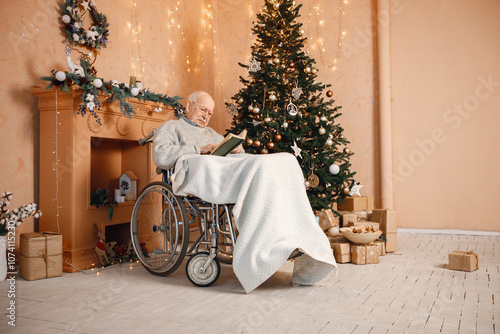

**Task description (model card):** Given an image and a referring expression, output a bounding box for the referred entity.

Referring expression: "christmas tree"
[226,0,355,211]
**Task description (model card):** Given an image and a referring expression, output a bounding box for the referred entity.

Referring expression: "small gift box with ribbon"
[19,232,63,281]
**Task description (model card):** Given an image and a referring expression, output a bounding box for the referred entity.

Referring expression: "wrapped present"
[350,244,380,265]
[448,251,478,272]
[318,209,339,231]
[385,232,397,253]
[19,232,63,281]
[339,196,374,211]
[351,210,372,220]
[338,211,357,227]
[333,243,351,263]
[373,240,386,256]
[372,209,397,233]
[328,235,350,244]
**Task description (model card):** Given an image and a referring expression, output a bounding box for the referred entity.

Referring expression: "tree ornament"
[253,107,261,114]
[349,182,363,197]
[267,142,274,149]
[342,187,350,194]
[262,5,267,11]
[130,87,140,96]
[307,174,320,188]
[264,116,271,123]
[328,133,333,139]
[93,78,103,88]
[299,29,305,35]
[282,121,289,129]
[311,68,318,74]
[343,147,351,154]
[249,78,254,83]
[269,93,277,101]
[253,140,261,147]
[292,84,303,100]
[304,67,311,73]
[268,59,274,65]
[319,127,326,135]
[246,139,254,146]
[274,134,282,141]
[289,62,295,68]
[291,140,302,159]
[287,101,298,116]
[304,180,310,188]
[273,3,280,9]
[329,164,340,175]
[252,119,262,126]
[248,105,254,112]
[55,71,67,81]
[238,98,244,103]
[273,58,280,64]
[226,102,238,116]
[248,58,262,72]
[320,115,327,122]
[340,134,345,139]
[326,138,333,146]
[261,148,269,154]
[326,90,333,97]
[260,23,266,27]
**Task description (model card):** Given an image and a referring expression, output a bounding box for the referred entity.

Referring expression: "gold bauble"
[326,138,333,146]
[261,148,269,154]
[267,142,275,149]
[320,115,327,122]
[253,140,261,147]
[253,107,261,114]
[246,139,253,146]
[340,134,345,139]
[304,67,311,73]
[238,98,244,103]
[319,127,326,135]
[299,29,305,35]
[274,134,282,141]
[248,105,254,111]
[326,90,333,97]
[289,62,295,68]
[342,187,350,194]
[273,3,280,9]
[305,180,310,188]
[343,147,351,154]
[273,58,280,64]
[311,68,317,74]
[268,59,274,65]
[269,94,277,101]
[262,5,267,11]
[264,116,271,123]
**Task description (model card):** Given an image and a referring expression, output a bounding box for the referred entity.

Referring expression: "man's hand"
[200,143,218,154]
[231,144,243,154]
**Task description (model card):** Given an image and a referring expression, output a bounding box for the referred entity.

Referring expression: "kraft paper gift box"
[338,211,357,227]
[373,240,386,256]
[338,196,374,211]
[318,209,339,231]
[384,233,397,253]
[448,251,479,272]
[350,244,380,265]
[19,232,63,281]
[372,209,398,233]
[333,243,351,263]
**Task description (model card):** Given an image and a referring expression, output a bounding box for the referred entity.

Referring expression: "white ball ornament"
[320,115,327,122]
[319,127,326,135]
[326,138,333,146]
[248,105,254,111]
[130,87,140,96]
[253,107,261,114]
[305,181,310,188]
[299,29,305,36]
[312,68,317,74]
[269,94,277,101]
[264,116,271,123]
[262,5,267,11]
[273,3,280,9]
[329,164,340,175]
[62,15,71,24]
[282,121,289,129]
[304,67,311,73]
[93,78,103,88]
[55,71,66,82]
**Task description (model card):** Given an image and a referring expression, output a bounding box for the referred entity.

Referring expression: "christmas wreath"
[61,0,110,50]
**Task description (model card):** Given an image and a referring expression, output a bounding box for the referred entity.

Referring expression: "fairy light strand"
[53,89,60,234]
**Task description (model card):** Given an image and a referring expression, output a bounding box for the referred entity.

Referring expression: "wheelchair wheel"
[186,252,220,287]
[216,206,237,264]
[130,182,189,276]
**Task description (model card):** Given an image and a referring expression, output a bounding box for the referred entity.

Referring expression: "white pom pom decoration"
[93,79,103,88]
[130,87,140,96]
[55,71,67,82]
[62,15,71,24]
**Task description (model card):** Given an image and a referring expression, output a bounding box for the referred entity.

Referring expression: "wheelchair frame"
[130,130,237,287]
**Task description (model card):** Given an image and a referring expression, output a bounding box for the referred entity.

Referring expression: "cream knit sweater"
[153,117,224,170]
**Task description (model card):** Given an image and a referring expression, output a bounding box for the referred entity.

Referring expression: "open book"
[211,129,247,156]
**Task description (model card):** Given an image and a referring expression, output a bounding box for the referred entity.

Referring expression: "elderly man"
[153,91,242,170]
[153,91,336,293]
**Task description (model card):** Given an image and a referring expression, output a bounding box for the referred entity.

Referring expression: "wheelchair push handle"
[138,129,156,146]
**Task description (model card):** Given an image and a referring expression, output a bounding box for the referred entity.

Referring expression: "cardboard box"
[333,243,351,263]
[372,209,398,233]
[448,251,478,272]
[339,196,374,211]
[338,211,357,227]
[385,232,397,253]
[318,209,339,231]
[328,235,350,244]
[374,240,386,256]
[19,232,63,281]
[351,210,372,220]
[351,244,380,265]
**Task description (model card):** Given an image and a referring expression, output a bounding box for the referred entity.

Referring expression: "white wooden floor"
[0,232,498,334]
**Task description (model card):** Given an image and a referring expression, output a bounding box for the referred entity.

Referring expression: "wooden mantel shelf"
[31,86,174,272]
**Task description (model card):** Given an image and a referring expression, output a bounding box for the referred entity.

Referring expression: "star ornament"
[226,103,238,116]
[248,57,262,72]
[349,182,363,197]
[251,119,262,126]
[291,140,302,159]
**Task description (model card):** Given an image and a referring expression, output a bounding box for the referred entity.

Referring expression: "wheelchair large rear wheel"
[131,182,189,276]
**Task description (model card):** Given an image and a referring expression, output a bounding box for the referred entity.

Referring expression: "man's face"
[185,94,215,128]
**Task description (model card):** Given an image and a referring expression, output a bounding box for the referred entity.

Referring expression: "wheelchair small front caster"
[186,252,221,287]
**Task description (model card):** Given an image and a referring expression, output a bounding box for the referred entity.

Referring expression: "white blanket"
[172,152,337,293]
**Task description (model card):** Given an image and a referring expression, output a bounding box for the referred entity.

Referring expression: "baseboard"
[398,228,500,237]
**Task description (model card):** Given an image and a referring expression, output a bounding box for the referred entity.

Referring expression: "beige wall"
[391,0,500,231]
[1,0,497,233]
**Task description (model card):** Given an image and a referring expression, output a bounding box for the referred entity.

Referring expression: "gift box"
[351,210,372,220]
[333,243,351,263]
[373,240,386,256]
[385,232,397,253]
[448,251,478,272]
[318,209,339,231]
[372,209,398,233]
[19,232,63,281]
[350,244,380,265]
[339,196,374,211]
[339,211,357,227]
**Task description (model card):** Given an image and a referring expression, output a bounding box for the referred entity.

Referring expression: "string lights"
[52,90,61,234]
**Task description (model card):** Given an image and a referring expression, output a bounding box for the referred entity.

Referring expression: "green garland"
[41,60,184,125]
[62,0,110,50]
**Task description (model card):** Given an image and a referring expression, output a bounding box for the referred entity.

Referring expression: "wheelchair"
[130,130,237,287]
